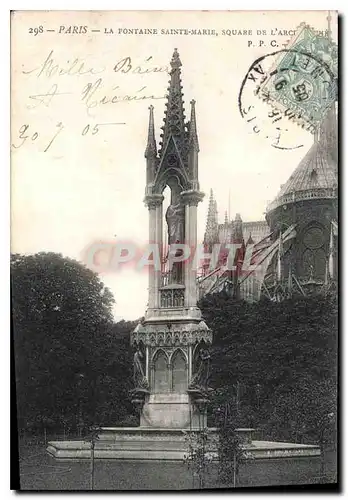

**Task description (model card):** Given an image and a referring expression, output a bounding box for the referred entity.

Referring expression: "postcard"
[11,10,338,491]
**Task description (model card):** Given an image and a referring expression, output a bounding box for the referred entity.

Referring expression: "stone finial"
[170,48,182,69]
[145,104,157,159]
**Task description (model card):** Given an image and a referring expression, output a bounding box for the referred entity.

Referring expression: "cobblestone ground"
[17,440,337,491]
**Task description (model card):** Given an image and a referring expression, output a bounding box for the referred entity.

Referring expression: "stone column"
[188,344,192,382]
[150,362,155,392]
[146,345,150,381]
[184,203,191,307]
[145,194,164,309]
[148,205,156,309]
[169,360,173,392]
[187,203,198,307]
[154,203,163,308]
[181,190,203,307]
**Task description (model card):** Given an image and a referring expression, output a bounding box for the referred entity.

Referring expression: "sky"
[11,10,337,320]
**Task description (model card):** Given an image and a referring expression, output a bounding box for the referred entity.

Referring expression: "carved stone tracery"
[160,288,185,308]
[131,327,212,347]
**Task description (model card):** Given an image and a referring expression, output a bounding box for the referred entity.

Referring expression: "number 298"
[28,26,43,36]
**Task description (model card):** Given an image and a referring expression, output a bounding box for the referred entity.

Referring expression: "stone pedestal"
[140,393,204,429]
[131,315,212,431]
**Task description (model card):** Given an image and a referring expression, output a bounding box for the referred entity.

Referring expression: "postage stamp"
[258,23,338,130]
[238,50,317,151]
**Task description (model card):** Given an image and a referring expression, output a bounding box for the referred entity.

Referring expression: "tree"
[217,419,248,488]
[183,428,215,489]
[200,292,337,447]
[11,252,136,433]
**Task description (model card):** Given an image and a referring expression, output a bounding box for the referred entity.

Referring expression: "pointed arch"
[169,347,188,365]
[171,348,188,392]
[152,349,169,393]
[154,136,191,194]
[152,348,169,365]
[155,168,189,196]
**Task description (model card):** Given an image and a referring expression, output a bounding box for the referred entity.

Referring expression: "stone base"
[140,394,205,428]
[244,440,321,459]
[47,427,320,461]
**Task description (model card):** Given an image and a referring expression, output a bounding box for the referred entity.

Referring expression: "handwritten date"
[11,121,125,153]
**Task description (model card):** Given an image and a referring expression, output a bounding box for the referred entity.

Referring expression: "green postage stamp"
[259,23,338,131]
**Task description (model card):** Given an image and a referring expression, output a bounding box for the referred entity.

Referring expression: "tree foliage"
[217,422,246,486]
[200,292,337,446]
[12,252,136,433]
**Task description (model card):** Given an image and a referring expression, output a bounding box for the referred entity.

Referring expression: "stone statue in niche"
[165,202,185,245]
[189,347,211,391]
[165,201,185,284]
[133,347,149,389]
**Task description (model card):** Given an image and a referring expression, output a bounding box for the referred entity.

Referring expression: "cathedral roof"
[267,107,338,213]
[277,141,336,196]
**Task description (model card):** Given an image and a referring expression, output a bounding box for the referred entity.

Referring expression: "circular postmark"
[238,48,337,150]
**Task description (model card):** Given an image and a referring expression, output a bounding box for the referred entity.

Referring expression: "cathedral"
[200,102,338,302]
